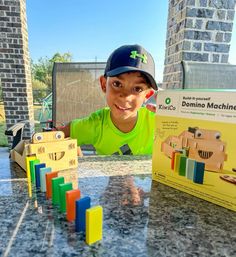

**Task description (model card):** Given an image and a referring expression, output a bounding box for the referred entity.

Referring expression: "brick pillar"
[163,0,236,89]
[0,0,34,142]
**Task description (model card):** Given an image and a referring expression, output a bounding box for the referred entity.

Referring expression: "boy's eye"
[112,81,122,88]
[133,86,144,93]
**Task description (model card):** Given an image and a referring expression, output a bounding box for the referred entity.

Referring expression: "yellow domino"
[25,156,36,198]
[174,153,181,173]
[85,206,103,245]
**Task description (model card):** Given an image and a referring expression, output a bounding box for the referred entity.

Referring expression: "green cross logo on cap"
[130,51,148,64]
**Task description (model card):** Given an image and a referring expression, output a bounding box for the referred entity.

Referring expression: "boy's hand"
[145,90,157,113]
[53,123,70,138]
[145,103,156,113]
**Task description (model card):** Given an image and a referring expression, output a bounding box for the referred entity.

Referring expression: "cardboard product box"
[152,89,236,212]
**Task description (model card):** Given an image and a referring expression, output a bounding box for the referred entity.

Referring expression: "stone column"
[163,0,236,89]
[0,0,34,142]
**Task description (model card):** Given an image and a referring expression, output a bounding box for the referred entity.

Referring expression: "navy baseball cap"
[104,44,157,90]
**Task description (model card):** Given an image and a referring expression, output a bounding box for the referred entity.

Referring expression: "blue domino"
[40,167,52,192]
[186,159,196,180]
[193,161,205,184]
[35,163,46,188]
[75,196,91,232]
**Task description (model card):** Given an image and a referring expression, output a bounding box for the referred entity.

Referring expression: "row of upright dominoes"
[171,152,205,184]
[25,156,103,245]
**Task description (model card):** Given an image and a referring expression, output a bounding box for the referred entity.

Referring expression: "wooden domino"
[52,177,64,205]
[29,159,40,184]
[45,172,58,199]
[25,156,36,197]
[40,167,52,192]
[75,197,91,232]
[86,206,103,245]
[66,189,81,222]
[58,183,73,213]
[34,163,46,188]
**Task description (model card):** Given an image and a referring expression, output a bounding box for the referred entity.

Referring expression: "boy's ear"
[145,89,155,100]
[100,75,107,93]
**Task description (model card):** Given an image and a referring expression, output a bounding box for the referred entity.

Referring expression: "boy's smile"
[100,71,152,132]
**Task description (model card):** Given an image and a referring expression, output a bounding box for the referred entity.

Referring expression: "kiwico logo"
[158,97,176,111]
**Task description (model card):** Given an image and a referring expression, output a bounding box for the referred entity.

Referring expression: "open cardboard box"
[11,139,31,171]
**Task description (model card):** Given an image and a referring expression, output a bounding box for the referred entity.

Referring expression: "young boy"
[62,44,158,155]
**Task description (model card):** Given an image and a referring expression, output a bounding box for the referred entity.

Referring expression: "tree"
[31,52,72,89]
[32,79,49,103]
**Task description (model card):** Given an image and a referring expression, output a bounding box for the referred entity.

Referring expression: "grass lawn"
[0,103,7,146]
[0,122,8,146]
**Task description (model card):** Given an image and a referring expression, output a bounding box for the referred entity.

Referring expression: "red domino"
[171,151,176,170]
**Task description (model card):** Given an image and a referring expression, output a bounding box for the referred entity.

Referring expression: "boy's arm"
[56,122,83,157]
[57,122,70,137]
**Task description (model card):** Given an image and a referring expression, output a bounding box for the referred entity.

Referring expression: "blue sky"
[26,0,236,83]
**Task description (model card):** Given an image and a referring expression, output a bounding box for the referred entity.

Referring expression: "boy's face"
[100,71,153,122]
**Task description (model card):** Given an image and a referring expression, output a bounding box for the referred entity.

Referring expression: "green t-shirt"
[70,107,155,155]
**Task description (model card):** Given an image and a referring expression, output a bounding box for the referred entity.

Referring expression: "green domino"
[52,177,64,206]
[179,156,187,176]
[29,159,40,183]
[59,183,73,213]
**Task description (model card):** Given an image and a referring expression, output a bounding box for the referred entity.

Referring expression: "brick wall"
[163,0,236,89]
[0,0,34,142]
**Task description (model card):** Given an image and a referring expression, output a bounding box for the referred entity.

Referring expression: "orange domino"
[45,172,58,199]
[66,189,81,222]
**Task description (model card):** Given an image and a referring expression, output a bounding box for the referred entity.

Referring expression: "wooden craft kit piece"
[58,168,78,189]
[10,131,78,173]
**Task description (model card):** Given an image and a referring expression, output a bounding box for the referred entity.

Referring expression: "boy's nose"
[119,90,131,98]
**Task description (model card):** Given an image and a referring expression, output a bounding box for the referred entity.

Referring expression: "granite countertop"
[0,148,235,257]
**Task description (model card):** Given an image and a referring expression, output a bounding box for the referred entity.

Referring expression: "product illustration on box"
[161,127,227,173]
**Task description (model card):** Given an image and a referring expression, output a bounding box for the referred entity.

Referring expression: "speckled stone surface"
[0,148,235,257]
